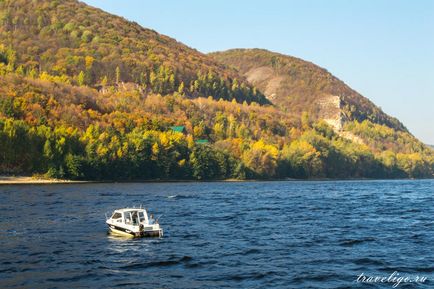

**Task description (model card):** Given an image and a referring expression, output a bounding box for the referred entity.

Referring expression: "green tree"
[116,66,121,84]
[77,71,85,86]
[189,145,221,180]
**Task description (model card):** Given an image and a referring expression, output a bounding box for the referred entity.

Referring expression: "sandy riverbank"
[0,176,87,185]
[0,175,420,185]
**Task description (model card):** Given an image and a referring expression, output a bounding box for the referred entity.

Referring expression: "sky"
[83,0,434,144]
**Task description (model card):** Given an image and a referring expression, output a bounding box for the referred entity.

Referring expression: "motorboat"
[106,207,163,238]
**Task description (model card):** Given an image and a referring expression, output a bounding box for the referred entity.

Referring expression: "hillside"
[0,0,268,104]
[2,73,432,180]
[0,74,293,179]
[0,0,433,180]
[209,49,406,131]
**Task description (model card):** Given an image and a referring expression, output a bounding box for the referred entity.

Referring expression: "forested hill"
[0,0,268,104]
[209,49,406,131]
[0,0,433,180]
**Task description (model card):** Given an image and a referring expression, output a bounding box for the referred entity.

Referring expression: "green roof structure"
[195,139,209,144]
[170,126,187,134]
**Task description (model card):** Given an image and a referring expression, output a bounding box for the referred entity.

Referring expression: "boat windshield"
[138,211,146,222]
[124,212,132,224]
[120,210,146,225]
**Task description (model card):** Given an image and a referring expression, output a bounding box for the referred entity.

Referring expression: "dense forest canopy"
[0,74,432,180]
[0,0,433,180]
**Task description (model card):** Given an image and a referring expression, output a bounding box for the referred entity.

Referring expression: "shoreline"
[0,176,89,185]
[0,175,431,185]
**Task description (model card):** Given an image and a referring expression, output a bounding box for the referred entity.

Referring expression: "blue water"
[0,180,433,288]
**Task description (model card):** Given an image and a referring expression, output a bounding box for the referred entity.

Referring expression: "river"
[0,180,433,288]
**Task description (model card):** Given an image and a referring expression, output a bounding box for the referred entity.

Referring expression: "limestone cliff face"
[316,95,364,144]
[318,95,345,131]
[210,49,407,132]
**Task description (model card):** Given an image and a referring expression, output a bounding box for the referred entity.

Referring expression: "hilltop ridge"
[0,0,268,104]
[210,48,406,131]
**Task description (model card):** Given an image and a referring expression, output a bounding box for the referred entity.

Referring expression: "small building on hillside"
[195,139,209,145]
[170,126,187,135]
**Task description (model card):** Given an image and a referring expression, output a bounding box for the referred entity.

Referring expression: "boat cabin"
[110,208,150,226]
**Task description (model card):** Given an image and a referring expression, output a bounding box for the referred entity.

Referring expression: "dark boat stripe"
[108,224,136,236]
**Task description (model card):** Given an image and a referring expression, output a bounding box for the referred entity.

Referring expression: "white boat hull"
[107,224,163,238]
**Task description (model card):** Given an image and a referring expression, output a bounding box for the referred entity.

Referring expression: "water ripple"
[0,180,433,288]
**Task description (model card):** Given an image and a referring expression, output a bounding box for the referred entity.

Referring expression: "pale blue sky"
[83,0,434,144]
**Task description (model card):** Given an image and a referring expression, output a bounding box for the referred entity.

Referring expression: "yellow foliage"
[251,140,279,160]
[178,159,186,167]
[85,56,95,70]
[96,145,108,157]
[159,133,169,147]
[151,142,159,160]
[186,135,194,149]
[116,148,123,158]
[98,132,108,142]
[242,139,279,176]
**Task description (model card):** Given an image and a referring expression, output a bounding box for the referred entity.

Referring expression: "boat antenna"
[156,214,163,223]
